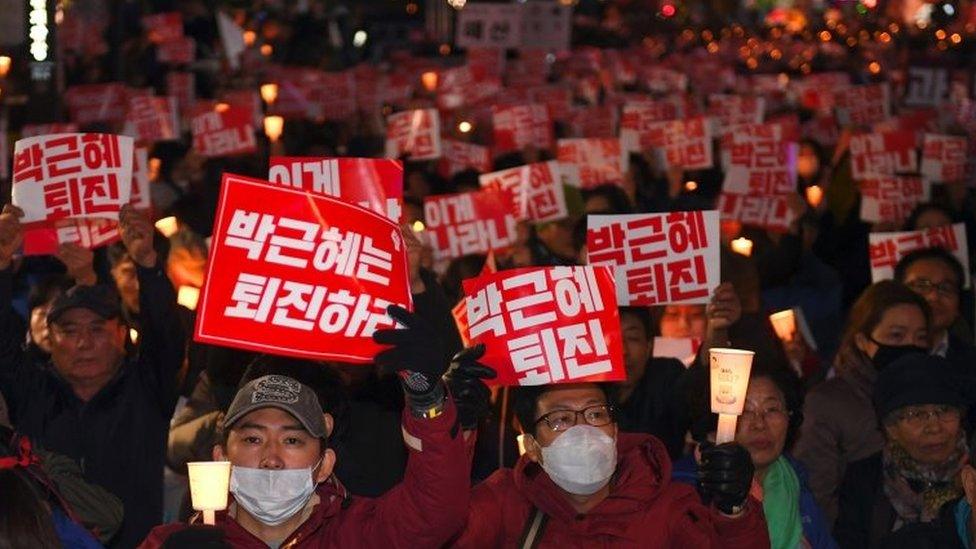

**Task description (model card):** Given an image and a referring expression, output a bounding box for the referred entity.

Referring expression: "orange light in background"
[439,43,451,56]
[263,115,284,142]
[406,2,418,15]
[0,56,10,78]
[935,29,947,40]
[868,61,881,74]
[421,71,438,92]
[951,33,963,44]
[746,57,758,70]
[214,102,230,113]
[178,286,201,311]
[259,83,278,104]
[155,216,179,237]
[148,157,162,182]
[458,120,473,133]
[260,44,273,56]
[707,42,720,54]
[243,30,256,47]
[819,30,831,42]
[805,185,824,208]
[684,180,698,192]
[730,237,754,257]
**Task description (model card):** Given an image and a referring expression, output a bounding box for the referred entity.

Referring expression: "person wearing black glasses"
[447,382,770,548]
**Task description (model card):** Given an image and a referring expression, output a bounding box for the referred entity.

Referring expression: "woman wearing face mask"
[794,280,931,527]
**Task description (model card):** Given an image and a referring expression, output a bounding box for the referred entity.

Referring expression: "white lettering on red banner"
[869,223,970,287]
[65,84,129,126]
[619,99,683,151]
[849,131,918,180]
[920,133,967,183]
[556,138,626,189]
[834,83,891,127]
[859,176,930,225]
[492,104,554,152]
[157,37,195,65]
[190,104,257,158]
[707,95,765,136]
[384,109,442,161]
[438,139,492,179]
[125,96,179,144]
[640,117,714,171]
[479,161,567,222]
[422,190,518,268]
[718,193,797,233]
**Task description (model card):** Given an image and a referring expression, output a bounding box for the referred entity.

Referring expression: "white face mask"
[229,461,320,526]
[540,425,617,495]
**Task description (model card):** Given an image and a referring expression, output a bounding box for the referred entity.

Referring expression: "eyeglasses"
[907,279,959,298]
[740,406,790,424]
[534,405,615,432]
[897,405,961,428]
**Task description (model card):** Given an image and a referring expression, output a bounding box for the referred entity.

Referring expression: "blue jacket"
[673,454,838,549]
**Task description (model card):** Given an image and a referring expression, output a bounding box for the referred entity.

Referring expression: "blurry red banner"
[921,134,967,183]
[529,86,572,123]
[22,219,121,256]
[619,98,683,150]
[142,12,183,44]
[126,96,179,144]
[453,250,498,346]
[587,212,721,306]
[859,176,930,225]
[190,105,256,158]
[157,37,195,65]
[707,95,765,136]
[461,266,625,387]
[267,157,403,222]
[869,223,970,287]
[166,72,196,117]
[195,173,412,363]
[385,109,442,160]
[722,140,797,196]
[422,189,519,267]
[479,160,568,222]
[569,105,617,139]
[12,133,134,225]
[834,83,891,127]
[849,130,917,180]
[65,84,129,126]
[437,65,502,111]
[718,193,796,233]
[792,72,850,114]
[556,138,626,189]
[21,123,79,138]
[491,104,554,152]
[642,117,714,171]
[438,140,492,178]
[309,72,358,121]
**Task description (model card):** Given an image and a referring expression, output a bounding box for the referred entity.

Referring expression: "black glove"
[697,442,754,515]
[162,525,229,548]
[373,305,449,411]
[443,344,497,430]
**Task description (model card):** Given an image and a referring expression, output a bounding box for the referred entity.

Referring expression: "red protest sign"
[556,138,626,189]
[437,64,502,111]
[22,219,121,256]
[195,173,412,363]
[479,161,568,223]
[859,176,930,225]
[921,134,967,183]
[422,189,519,268]
[642,67,688,94]
[267,157,403,222]
[461,266,625,387]
[587,212,721,306]
[65,84,129,126]
[309,71,358,121]
[125,96,179,144]
[157,37,195,65]
[491,104,554,153]
[707,95,765,136]
[21,123,79,138]
[142,12,183,44]
[792,72,850,113]
[834,83,891,127]
[722,140,797,196]
[12,133,134,224]
[190,104,257,158]
[642,117,714,171]
[569,105,617,139]
[718,123,784,169]
[869,223,970,287]
[718,193,797,233]
[438,140,492,179]
[528,86,572,123]
[849,131,918,180]
[166,72,196,117]
[452,250,499,346]
[619,99,683,151]
[384,109,442,160]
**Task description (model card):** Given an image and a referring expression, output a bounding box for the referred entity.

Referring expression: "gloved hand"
[373,305,449,411]
[697,442,754,515]
[162,525,229,548]
[443,345,497,430]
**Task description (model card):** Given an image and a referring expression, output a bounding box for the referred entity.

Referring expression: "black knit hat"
[873,353,966,421]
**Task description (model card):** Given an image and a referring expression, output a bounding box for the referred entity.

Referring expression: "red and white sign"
[142,12,183,44]
[479,161,567,222]
[849,131,918,180]
[461,266,625,387]
[556,138,626,189]
[921,134,967,183]
[438,140,492,178]
[869,223,970,287]
[642,117,714,171]
[384,109,442,161]
[619,99,683,151]
[130,147,152,211]
[436,64,502,111]
[653,336,701,368]
[643,67,688,94]
[905,66,949,108]
[422,189,519,267]
[195,173,412,363]
[267,157,403,222]
[452,250,499,346]
[492,104,554,152]
[718,193,797,233]
[859,176,930,225]
[22,219,121,256]
[722,140,797,196]
[587,212,721,306]
[190,105,257,158]
[12,133,134,224]
[707,95,765,136]
[166,72,196,116]
[157,37,195,65]
[21,123,80,138]
[834,83,891,127]
[125,96,179,144]
[65,84,129,126]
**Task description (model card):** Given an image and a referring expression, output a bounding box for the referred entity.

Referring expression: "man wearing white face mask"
[449,382,771,548]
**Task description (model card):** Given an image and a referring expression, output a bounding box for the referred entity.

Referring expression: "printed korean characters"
[849,130,918,180]
[722,138,798,196]
[195,174,412,362]
[556,138,626,189]
[438,140,492,179]
[461,266,625,386]
[268,157,403,222]
[634,117,714,171]
[717,194,797,233]
[385,109,442,161]
[920,134,967,183]
[492,104,555,152]
[479,161,568,223]
[859,176,930,225]
[190,104,257,158]
[423,189,519,271]
[834,83,891,127]
[869,223,970,287]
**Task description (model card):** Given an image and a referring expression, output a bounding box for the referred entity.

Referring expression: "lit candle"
[263,115,284,142]
[769,309,797,342]
[187,461,232,525]
[805,185,824,208]
[709,348,755,444]
[421,71,439,92]
[178,286,201,311]
[154,216,179,238]
[516,434,528,456]
[259,83,278,105]
[0,56,10,78]
[243,30,257,47]
[730,237,753,257]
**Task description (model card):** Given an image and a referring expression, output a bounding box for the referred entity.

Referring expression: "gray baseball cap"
[223,375,327,439]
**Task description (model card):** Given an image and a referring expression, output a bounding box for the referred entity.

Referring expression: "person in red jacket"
[450,382,771,548]
[140,306,476,549]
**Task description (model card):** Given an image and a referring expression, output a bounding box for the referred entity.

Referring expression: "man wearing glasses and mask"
[449,382,771,548]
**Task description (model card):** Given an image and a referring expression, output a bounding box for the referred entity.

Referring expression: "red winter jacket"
[450,432,771,548]
[139,403,468,549]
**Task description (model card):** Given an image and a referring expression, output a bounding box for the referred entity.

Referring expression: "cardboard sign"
[130,146,152,211]
[921,133,968,183]
[834,83,891,127]
[12,133,134,224]
[190,104,256,158]
[157,37,195,65]
[166,72,196,116]
[722,140,797,196]
[22,218,121,256]
[455,3,522,49]
[587,211,721,306]
[21,123,79,138]
[905,67,949,107]
[653,336,701,368]
[869,223,970,287]
[520,1,572,51]
[859,176,930,224]
[556,138,626,189]
[707,95,765,136]
[125,96,179,144]
[461,266,625,386]
[718,193,797,233]
[195,173,412,363]
[384,109,442,161]
[65,83,129,126]
[619,99,683,151]
[438,140,492,179]
[422,189,519,266]
[492,104,554,152]
[849,131,918,180]
[479,161,568,223]
[267,157,403,222]
[452,250,499,346]
[642,117,714,171]
[142,12,183,44]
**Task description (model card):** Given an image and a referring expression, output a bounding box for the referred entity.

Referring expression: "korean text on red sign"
[587,211,721,306]
[194,173,412,363]
[423,189,519,268]
[849,130,918,180]
[479,161,568,223]
[722,140,797,196]
[12,133,134,224]
[859,176,930,225]
[22,219,121,256]
[639,117,714,171]
[461,266,625,387]
[439,140,492,179]
[868,223,970,287]
[920,134,967,183]
[384,109,442,161]
[190,104,257,158]
[833,83,891,127]
[556,138,626,189]
[492,104,555,152]
[268,157,403,222]
[717,193,797,233]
